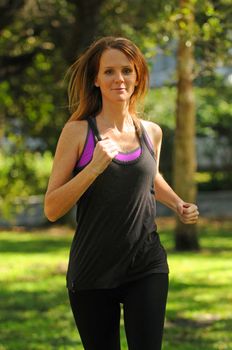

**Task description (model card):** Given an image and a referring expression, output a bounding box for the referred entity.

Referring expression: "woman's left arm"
[155,172,199,224]
[145,121,199,224]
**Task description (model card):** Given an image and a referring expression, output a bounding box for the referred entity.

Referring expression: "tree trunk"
[65,0,107,62]
[173,0,199,251]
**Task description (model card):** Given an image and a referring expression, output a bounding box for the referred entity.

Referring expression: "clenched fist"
[176,202,199,224]
[88,137,119,175]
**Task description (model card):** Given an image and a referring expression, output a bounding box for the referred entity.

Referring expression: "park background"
[0,0,232,349]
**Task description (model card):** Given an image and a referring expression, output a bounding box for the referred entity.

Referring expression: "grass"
[0,219,231,350]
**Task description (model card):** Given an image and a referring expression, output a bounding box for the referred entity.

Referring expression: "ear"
[95,78,99,87]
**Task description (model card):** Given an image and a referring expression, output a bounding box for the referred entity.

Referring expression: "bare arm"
[44,120,119,222]
[44,163,99,222]
[142,120,199,224]
[155,173,184,213]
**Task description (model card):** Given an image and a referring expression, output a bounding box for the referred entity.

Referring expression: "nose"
[114,71,124,83]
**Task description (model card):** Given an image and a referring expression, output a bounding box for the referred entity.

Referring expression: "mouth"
[112,88,126,91]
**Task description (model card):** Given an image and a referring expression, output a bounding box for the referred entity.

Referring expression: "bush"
[0,149,52,218]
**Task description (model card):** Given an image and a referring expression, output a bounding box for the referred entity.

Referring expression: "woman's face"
[95,48,138,105]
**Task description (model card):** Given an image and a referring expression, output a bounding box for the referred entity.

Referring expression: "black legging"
[68,273,169,350]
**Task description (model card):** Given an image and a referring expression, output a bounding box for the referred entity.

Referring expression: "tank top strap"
[87,116,154,158]
[139,121,155,158]
[86,116,102,142]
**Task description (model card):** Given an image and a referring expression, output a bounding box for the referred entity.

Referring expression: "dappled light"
[0,219,231,349]
[0,0,231,349]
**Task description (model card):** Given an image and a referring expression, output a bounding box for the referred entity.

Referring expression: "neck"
[98,101,134,132]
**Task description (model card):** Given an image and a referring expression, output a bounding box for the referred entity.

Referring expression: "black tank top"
[66,116,169,291]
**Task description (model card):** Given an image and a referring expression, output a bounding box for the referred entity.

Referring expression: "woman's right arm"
[44,120,118,222]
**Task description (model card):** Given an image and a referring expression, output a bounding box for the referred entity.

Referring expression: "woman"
[44,36,199,350]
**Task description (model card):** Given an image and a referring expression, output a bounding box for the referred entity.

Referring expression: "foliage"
[1,82,231,215]
[0,0,231,213]
[195,77,232,140]
[0,1,71,215]
[196,171,232,191]
[144,83,232,188]
[99,0,232,67]
[145,81,232,139]
[0,219,231,349]
[0,150,52,218]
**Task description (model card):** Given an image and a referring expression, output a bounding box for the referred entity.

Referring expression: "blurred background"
[0,0,231,232]
[0,0,232,349]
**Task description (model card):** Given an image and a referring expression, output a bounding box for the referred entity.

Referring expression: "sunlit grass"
[0,219,231,350]
[160,218,232,350]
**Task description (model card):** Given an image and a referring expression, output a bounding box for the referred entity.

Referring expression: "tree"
[1,0,231,229]
[65,0,108,61]
[0,0,70,216]
[0,0,113,218]
[172,0,231,250]
[173,0,199,250]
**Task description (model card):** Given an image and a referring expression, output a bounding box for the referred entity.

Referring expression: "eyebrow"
[103,65,133,69]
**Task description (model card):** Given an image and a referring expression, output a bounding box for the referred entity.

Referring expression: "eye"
[104,69,113,75]
[123,67,133,74]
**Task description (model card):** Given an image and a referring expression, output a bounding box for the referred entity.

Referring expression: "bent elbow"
[44,196,59,222]
[44,206,58,222]
[46,214,58,222]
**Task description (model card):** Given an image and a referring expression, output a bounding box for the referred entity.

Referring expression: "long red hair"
[66,36,149,132]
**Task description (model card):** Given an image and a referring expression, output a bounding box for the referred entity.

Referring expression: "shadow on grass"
[0,283,128,350]
[160,223,232,255]
[164,316,232,350]
[0,236,72,254]
[0,284,82,350]
[0,221,231,349]
[168,278,229,292]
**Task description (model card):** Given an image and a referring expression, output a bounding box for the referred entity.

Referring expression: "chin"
[114,94,131,101]
[103,94,131,104]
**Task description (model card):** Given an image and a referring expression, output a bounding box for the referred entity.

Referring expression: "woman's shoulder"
[140,118,162,142]
[63,119,88,135]
[61,119,88,143]
[58,119,89,159]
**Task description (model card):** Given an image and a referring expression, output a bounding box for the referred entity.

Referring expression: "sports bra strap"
[87,116,155,158]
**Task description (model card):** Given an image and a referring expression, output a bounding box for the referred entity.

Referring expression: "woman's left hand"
[176,202,199,224]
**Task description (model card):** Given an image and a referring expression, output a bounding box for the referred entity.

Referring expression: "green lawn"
[0,219,231,350]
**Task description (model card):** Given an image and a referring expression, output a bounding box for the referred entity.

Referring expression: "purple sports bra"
[75,118,154,169]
